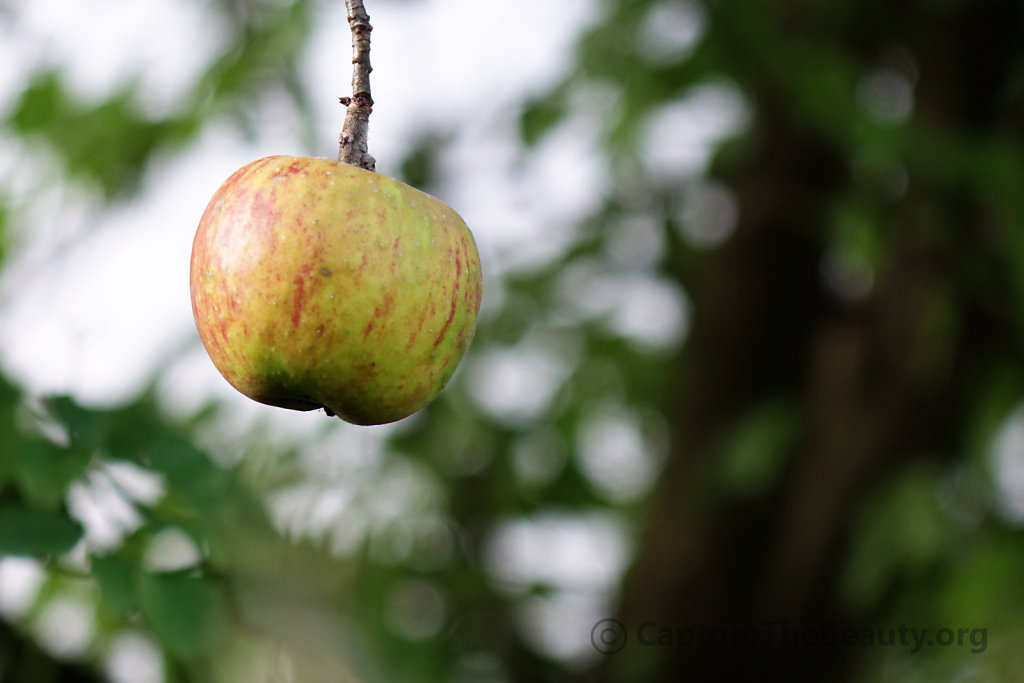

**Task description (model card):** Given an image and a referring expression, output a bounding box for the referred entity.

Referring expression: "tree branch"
[338,0,375,170]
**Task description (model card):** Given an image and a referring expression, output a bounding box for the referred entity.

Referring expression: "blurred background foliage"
[1,0,1024,681]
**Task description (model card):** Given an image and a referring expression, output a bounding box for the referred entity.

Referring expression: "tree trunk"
[598,0,1023,680]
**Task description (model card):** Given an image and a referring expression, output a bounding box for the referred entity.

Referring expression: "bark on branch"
[338,0,375,170]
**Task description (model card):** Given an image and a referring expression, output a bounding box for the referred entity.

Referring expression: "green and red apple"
[189,155,482,425]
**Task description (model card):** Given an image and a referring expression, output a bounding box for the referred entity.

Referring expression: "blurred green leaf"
[14,439,93,509]
[939,529,1024,628]
[43,395,106,450]
[519,92,568,146]
[138,570,227,658]
[839,467,951,612]
[0,506,83,556]
[399,133,446,192]
[6,71,186,197]
[137,437,234,519]
[3,1,313,200]
[715,398,799,498]
[194,0,312,124]
[92,553,139,615]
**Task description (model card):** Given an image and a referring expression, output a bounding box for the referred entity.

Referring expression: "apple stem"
[338,0,375,171]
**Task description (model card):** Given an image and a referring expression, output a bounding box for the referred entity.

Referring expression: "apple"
[189,155,482,425]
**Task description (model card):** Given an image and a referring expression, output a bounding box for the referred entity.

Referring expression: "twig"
[338,0,375,170]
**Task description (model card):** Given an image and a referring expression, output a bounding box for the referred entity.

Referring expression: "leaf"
[15,438,93,508]
[44,395,106,449]
[12,395,103,506]
[715,398,799,498]
[6,70,64,133]
[137,570,227,658]
[138,437,233,518]
[92,554,139,615]
[0,506,83,556]
[398,133,444,191]
[519,92,568,146]
[838,467,951,612]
